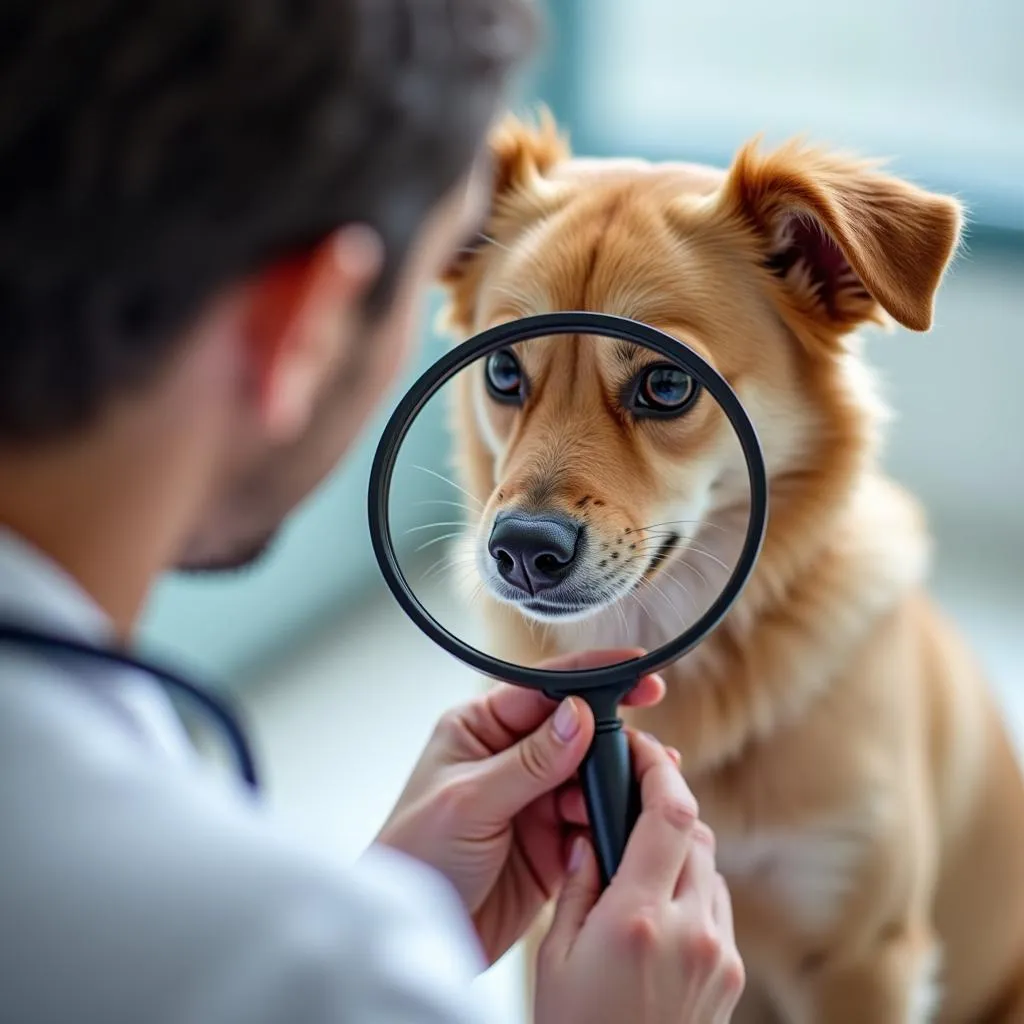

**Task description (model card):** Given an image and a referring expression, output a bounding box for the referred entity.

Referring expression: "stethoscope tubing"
[0,623,259,790]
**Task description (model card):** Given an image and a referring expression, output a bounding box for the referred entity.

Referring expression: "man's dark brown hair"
[0,0,535,441]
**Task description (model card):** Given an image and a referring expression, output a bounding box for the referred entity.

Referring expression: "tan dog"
[437,113,1024,1023]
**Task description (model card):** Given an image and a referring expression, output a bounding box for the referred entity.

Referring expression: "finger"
[556,785,589,826]
[616,732,699,896]
[560,826,589,868]
[470,651,655,753]
[628,728,692,786]
[624,727,681,766]
[556,735,685,828]
[712,873,736,946]
[708,876,745,1019]
[464,685,558,755]
[620,673,667,708]
[473,697,596,820]
[542,836,601,962]
[673,822,718,918]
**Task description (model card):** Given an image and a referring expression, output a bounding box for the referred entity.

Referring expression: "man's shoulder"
[5,731,463,938]
[0,694,483,1023]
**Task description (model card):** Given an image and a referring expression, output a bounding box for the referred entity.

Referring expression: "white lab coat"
[0,528,488,1024]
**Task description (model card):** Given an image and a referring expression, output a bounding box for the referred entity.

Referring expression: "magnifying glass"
[368,312,767,886]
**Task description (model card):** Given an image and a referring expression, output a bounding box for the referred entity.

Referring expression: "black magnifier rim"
[368,311,768,693]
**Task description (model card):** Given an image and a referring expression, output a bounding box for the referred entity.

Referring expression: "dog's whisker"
[638,573,671,610]
[623,586,645,623]
[464,567,486,591]
[631,539,717,584]
[683,547,731,572]
[672,557,710,590]
[626,585,658,632]
[445,560,485,591]
[634,519,728,534]
[413,498,481,516]
[611,591,629,638]
[642,573,685,625]
[478,231,514,254]
[411,465,484,509]
[638,530,731,548]
[658,569,700,613]
[463,577,487,606]
[633,581,674,642]
[421,551,463,578]
[631,537,733,575]
[422,553,477,581]
[414,531,468,553]
[404,520,469,534]
[442,570,479,598]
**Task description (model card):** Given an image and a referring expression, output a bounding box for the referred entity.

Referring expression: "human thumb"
[542,837,601,961]
[475,697,595,821]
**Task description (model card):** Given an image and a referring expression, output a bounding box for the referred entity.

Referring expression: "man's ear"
[441,108,569,329]
[245,227,382,440]
[716,139,964,342]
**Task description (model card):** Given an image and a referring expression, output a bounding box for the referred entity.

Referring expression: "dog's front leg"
[776,921,942,1024]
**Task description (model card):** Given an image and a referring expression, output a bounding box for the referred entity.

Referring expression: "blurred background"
[139,3,1023,1020]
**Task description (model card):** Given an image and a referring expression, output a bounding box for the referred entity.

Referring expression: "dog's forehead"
[550,157,726,198]
[514,334,653,378]
[480,156,763,360]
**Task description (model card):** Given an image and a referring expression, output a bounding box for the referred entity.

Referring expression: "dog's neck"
[696,475,925,771]
[558,471,928,775]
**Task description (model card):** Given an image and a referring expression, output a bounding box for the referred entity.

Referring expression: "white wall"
[576,0,1024,227]
[870,243,1024,556]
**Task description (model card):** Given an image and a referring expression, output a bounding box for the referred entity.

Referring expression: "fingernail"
[553,698,581,742]
[569,836,587,873]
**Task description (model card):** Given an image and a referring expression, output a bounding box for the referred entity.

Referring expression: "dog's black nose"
[488,514,581,595]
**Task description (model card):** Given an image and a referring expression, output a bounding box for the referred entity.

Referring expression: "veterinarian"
[0,2,744,1022]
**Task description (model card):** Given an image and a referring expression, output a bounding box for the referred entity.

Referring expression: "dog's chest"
[714,818,874,935]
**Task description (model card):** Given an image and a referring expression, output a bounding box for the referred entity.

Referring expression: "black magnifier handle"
[581,714,641,887]
[550,685,641,889]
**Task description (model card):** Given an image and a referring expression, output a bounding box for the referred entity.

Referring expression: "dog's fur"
[438,113,1024,1023]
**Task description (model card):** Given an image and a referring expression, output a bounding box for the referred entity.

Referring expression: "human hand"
[374,649,667,963]
[535,732,745,1024]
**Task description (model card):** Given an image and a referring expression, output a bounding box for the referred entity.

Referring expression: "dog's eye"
[632,364,698,415]
[485,349,525,403]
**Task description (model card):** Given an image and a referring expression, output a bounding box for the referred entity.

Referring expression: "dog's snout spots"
[575,495,591,508]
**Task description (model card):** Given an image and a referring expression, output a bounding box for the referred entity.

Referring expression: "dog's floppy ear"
[440,109,568,327]
[718,139,963,341]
